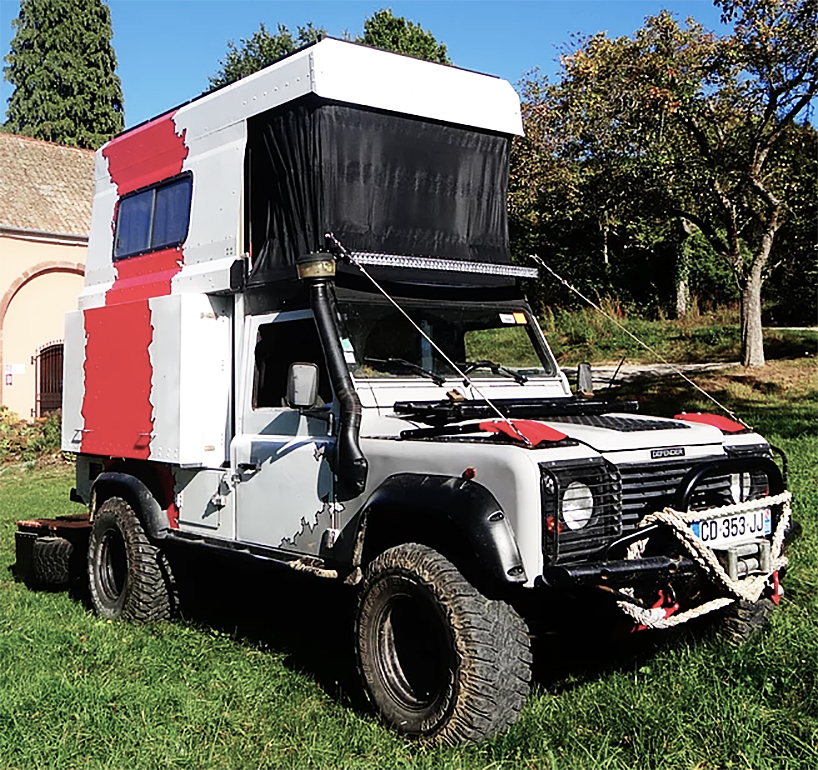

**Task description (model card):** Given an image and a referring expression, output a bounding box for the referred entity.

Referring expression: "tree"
[762,122,818,326]
[509,70,680,314]
[359,9,450,64]
[209,22,325,90]
[3,0,124,149]
[209,9,449,90]
[515,0,817,365]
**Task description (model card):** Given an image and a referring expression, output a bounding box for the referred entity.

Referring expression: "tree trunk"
[740,265,765,367]
[676,278,688,318]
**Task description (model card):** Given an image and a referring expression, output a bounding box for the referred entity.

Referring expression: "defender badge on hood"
[652,447,686,459]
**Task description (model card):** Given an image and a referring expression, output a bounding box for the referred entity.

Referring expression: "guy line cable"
[529,254,751,430]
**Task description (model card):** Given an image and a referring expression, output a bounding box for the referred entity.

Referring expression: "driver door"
[232,311,336,554]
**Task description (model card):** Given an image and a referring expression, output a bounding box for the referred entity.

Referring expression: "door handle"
[236,461,262,473]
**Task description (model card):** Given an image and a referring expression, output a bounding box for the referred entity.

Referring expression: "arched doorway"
[0,259,84,418]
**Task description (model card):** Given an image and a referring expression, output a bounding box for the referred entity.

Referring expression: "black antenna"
[606,356,626,395]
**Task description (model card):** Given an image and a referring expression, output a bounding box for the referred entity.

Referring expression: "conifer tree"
[3,0,124,149]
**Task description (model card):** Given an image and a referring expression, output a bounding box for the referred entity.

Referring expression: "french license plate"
[691,509,771,548]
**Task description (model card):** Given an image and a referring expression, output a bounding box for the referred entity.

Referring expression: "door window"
[252,318,332,409]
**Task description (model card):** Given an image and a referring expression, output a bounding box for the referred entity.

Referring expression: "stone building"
[0,133,94,419]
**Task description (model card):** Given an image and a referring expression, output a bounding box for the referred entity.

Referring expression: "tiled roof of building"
[0,133,95,237]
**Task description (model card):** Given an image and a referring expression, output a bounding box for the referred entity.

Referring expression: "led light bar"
[350,251,538,279]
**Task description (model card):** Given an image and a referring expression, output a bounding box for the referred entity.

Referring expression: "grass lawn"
[1,359,815,769]
[544,305,817,365]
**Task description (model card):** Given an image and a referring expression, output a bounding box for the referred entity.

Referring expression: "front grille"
[540,454,778,568]
[617,457,731,533]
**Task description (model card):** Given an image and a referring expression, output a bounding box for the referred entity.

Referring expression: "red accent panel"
[80,112,189,458]
[103,111,189,195]
[106,249,183,304]
[674,412,747,434]
[81,302,154,459]
[479,419,567,447]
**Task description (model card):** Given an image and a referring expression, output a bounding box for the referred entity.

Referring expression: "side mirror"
[576,362,594,398]
[286,362,319,409]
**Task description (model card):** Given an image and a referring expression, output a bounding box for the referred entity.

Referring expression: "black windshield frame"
[335,294,557,381]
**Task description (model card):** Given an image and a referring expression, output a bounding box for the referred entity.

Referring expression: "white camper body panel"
[148,293,232,467]
[61,310,86,453]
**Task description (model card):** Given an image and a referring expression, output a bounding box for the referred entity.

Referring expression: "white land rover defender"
[15,39,797,745]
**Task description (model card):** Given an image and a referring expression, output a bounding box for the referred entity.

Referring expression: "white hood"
[537,413,725,454]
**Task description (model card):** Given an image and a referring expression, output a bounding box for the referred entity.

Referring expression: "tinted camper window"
[114,174,192,259]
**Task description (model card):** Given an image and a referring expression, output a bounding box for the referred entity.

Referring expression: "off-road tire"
[355,543,531,745]
[31,536,73,587]
[87,496,174,622]
[719,597,774,645]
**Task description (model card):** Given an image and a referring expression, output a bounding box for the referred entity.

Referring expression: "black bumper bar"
[544,555,698,589]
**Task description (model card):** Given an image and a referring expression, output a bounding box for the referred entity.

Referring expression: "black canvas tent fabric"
[246,96,512,285]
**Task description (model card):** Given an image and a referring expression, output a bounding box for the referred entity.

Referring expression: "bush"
[0,407,63,463]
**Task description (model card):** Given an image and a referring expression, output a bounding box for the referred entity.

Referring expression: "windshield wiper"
[458,360,528,385]
[363,357,446,386]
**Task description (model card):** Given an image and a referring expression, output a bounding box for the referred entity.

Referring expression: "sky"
[0,0,732,130]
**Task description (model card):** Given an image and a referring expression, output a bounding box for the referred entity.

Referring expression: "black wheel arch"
[91,470,170,540]
[351,473,526,588]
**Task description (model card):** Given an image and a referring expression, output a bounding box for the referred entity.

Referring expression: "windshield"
[337,298,557,382]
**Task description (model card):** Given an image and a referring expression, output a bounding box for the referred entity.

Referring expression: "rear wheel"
[87,496,174,622]
[355,543,531,745]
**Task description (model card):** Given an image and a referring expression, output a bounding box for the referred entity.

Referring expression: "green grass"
[1,361,816,769]
[541,306,817,365]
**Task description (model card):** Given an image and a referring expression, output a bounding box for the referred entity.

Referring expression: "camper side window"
[253,319,332,408]
[114,174,193,259]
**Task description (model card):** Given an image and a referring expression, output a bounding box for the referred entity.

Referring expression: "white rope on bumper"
[617,492,791,629]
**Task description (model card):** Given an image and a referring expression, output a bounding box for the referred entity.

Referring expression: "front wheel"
[719,597,774,645]
[87,496,174,622]
[355,543,531,745]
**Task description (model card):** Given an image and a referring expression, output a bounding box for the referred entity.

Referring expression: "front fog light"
[731,472,752,503]
[562,481,594,530]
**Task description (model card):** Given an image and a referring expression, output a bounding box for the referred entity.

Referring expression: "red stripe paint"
[674,412,747,434]
[106,249,184,304]
[81,112,189,459]
[103,112,190,196]
[479,419,567,447]
[81,302,154,458]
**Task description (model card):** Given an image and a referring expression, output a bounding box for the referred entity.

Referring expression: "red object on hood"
[479,419,567,447]
[673,412,748,433]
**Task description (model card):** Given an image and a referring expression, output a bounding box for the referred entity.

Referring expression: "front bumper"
[543,554,698,589]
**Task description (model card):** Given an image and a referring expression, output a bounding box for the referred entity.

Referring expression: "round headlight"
[562,481,594,530]
[730,472,751,503]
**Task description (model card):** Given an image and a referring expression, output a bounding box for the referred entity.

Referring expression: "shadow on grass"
[161,549,698,710]
[525,591,710,694]
[165,548,364,709]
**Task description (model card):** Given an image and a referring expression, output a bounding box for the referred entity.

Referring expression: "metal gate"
[32,341,63,418]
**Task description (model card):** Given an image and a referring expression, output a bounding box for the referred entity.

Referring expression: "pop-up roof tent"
[240,40,534,289]
[247,94,514,284]
[82,38,533,307]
